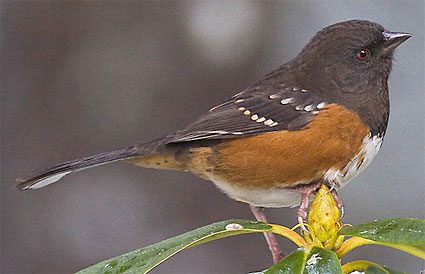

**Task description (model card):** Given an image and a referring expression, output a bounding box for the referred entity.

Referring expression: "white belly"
[207,134,383,208]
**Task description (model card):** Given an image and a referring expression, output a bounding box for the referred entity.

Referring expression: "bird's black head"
[294,20,411,93]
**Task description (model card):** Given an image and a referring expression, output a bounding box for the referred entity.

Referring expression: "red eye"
[356,49,370,61]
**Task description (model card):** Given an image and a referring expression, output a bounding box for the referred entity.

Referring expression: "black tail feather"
[16,142,159,190]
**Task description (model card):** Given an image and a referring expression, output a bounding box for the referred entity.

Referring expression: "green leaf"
[338,218,425,259]
[264,247,342,274]
[337,236,425,260]
[303,247,342,274]
[364,265,406,274]
[76,219,271,274]
[264,248,307,274]
[339,218,425,245]
[341,260,406,274]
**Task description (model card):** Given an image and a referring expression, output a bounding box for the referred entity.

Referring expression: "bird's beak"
[382,31,412,50]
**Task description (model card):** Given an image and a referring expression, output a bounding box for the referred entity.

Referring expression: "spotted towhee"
[17,20,411,262]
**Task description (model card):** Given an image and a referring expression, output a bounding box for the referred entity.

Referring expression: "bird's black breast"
[325,86,390,137]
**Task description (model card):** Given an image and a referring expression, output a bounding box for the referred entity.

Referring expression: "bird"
[17,20,411,263]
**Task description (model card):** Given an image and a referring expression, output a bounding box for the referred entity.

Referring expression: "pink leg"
[327,180,345,219]
[250,205,283,263]
[294,181,345,223]
[290,181,322,226]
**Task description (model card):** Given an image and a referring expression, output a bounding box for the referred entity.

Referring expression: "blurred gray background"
[1,1,424,273]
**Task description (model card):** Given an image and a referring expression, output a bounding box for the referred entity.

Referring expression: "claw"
[297,204,309,233]
[339,204,345,220]
[326,179,340,192]
[330,189,345,220]
[329,181,335,192]
[292,181,322,222]
[298,216,309,233]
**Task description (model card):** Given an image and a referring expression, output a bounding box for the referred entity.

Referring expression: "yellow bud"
[307,185,341,250]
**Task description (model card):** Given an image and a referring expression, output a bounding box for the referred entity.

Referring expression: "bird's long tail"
[16,139,179,190]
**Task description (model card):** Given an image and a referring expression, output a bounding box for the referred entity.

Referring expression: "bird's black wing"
[168,85,328,143]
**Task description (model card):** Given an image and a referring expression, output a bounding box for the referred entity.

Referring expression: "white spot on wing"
[251,114,259,120]
[233,91,244,97]
[264,119,274,126]
[243,110,251,115]
[317,102,327,109]
[280,98,294,105]
[256,117,266,123]
[304,104,314,112]
[28,171,72,189]
[196,130,244,136]
[206,130,229,134]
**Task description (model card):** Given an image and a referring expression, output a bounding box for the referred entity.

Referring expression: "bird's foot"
[297,196,309,232]
[324,180,345,220]
[290,181,322,232]
[330,188,345,220]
